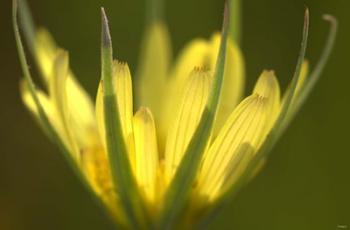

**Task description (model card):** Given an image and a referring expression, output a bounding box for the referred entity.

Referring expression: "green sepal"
[100,8,150,229]
[196,8,311,227]
[17,0,36,54]
[230,0,242,45]
[13,0,82,191]
[197,9,338,228]
[13,1,122,228]
[157,3,231,229]
[287,14,338,122]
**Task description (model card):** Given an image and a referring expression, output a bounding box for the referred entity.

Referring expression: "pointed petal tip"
[136,106,151,115]
[113,60,131,79]
[262,69,275,75]
[260,69,277,84]
[54,49,69,75]
[135,106,154,123]
[56,49,69,59]
[254,70,279,99]
[114,59,129,69]
[138,106,148,112]
[192,66,211,74]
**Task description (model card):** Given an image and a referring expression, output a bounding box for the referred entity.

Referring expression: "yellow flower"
[13,0,337,228]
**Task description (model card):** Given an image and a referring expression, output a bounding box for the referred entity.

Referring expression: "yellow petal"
[166,34,245,142]
[95,82,105,146]
[50,51,98,160]
[253,70,281,131]
[133,107,159,204]
[36,30,98,151]
[35,28,57,83]
[80,146,126,225]
[297,60,310,93]
[197,71,280,201]
[65,74,98,148]
[164,69,212,183]
[50,50,80,158]
[113,61,134,141]
[136,22,171,125]
[95,61,134,162]
[20,80,68,146]
[171,39,210,84]
[282,60,309,105]
[158,40,210,145]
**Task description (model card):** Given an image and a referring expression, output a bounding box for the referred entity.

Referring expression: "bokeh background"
[0,0,349,229]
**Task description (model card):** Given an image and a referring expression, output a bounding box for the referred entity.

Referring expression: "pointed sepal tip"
[101,7,112,49]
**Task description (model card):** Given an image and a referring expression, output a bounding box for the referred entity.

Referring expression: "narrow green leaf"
[13,1,121,227]
[277,8,310,134]
[100,8,149,229]
[13,0,78,178]
[17,0,50,88]
[17,0,36,54]
[230,0,242,45]
[196,8,311,227]
[157,3,231,229]
[288,14,338,121]
[207,3,231,111]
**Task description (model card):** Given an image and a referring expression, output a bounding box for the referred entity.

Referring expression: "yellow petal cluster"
[21,18,309,225]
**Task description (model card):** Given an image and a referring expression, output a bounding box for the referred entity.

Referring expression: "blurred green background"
[0,0,349,229]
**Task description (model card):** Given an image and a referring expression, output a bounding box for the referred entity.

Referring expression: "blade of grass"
[12,1,119,228]
[157,3,231,229]
[196,8,311,228]
[100,8,149,229]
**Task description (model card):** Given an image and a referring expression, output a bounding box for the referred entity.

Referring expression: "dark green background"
[0,0,349,229]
